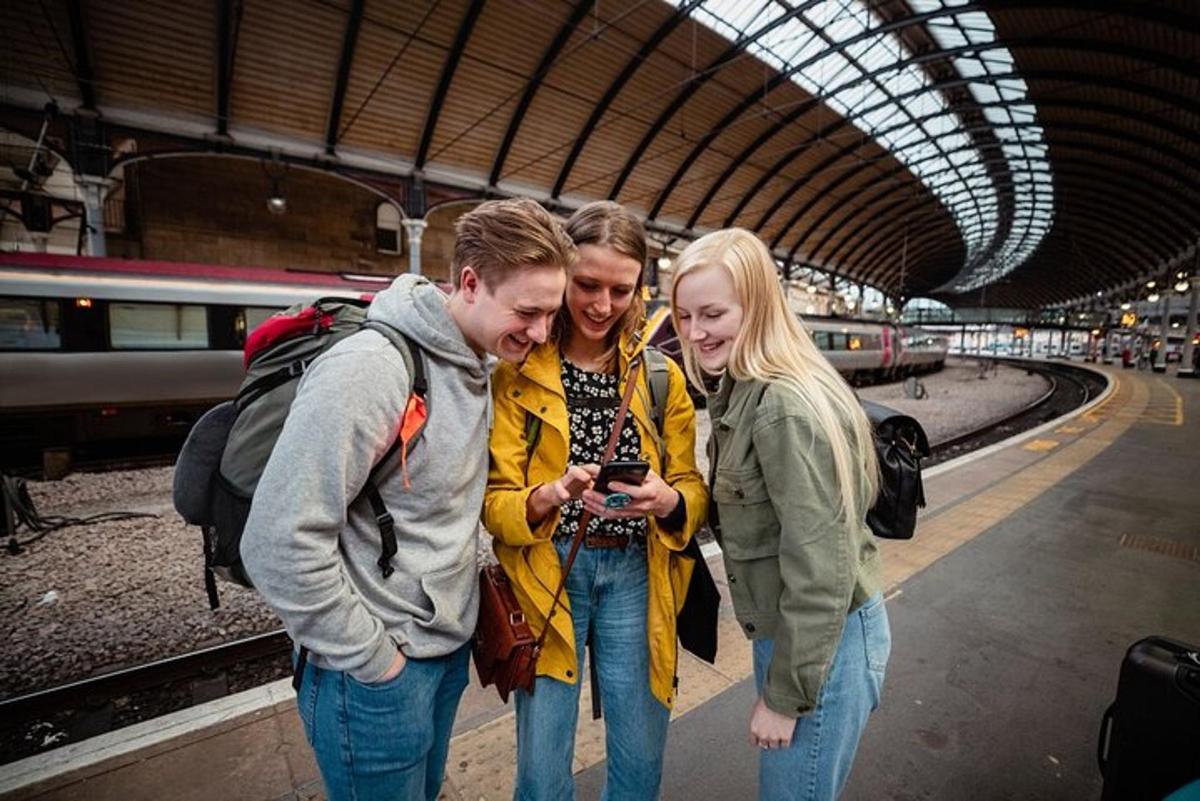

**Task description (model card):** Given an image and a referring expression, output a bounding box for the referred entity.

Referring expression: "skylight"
[672,0,1053,293]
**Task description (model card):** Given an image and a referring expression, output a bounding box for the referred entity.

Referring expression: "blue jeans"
[295,642,471,801]
[752,593,890,801]
[513,539,671,801]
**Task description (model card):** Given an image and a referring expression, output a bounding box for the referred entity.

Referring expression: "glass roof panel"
[670,0,1052,292]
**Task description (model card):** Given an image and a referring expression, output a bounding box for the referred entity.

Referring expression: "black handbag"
[676,535,719,663]
[861,400,930,540]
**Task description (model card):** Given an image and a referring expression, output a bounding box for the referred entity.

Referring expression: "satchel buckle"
[509,611,526,627]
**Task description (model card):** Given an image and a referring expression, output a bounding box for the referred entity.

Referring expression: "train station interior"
[2,1,1198,800]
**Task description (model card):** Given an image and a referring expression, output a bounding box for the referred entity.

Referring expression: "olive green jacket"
[708,375,882,717]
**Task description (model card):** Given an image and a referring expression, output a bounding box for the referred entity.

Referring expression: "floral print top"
[554,357,647,545]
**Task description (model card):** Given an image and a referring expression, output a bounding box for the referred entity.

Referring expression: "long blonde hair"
[555,201,648,370]
[670,228,879,525]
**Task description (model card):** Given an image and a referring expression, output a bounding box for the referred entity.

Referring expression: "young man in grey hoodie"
[240,198,573,801]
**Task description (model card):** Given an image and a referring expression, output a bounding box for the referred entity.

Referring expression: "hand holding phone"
[593,460,650,495]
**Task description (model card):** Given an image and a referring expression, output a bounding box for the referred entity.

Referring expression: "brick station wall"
[109,157,458,283]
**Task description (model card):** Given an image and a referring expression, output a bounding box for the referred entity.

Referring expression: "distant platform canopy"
[2,0,1198,308]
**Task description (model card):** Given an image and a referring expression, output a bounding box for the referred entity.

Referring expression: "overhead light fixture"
[263,156,288,215]
[1178,271,1187,280]
[806,284,817,295]
[1120,302,1131,311]
[1176,280,1190,293]
[1146,280,1156,289]
[1147,292,1160,303]
[657,256,671,271]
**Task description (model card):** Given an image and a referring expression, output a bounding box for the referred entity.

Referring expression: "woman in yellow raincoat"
[484,201,707,801]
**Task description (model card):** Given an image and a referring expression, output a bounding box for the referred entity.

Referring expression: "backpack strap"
[360,321,429,579]
[642,346,670,466]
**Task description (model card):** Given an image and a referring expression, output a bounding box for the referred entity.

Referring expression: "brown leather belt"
[584,533,637,550]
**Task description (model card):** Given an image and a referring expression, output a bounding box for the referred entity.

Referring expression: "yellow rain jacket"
[483,335,708,708]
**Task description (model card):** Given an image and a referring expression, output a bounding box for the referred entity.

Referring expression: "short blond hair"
[452,198,576,289]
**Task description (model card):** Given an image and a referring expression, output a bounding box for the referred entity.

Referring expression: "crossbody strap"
[534,356,644,652]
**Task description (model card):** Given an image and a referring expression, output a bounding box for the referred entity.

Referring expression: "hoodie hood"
[367,274,491,379]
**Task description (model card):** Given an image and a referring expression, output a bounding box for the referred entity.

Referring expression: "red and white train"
[1,254,947,472]
[0,252,387,471]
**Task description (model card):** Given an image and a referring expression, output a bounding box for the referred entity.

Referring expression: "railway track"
[926,359,1106,466]
[0,361,1106,767]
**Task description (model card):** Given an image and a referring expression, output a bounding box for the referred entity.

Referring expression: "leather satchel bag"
[473,358,645,702]
[861,400,931,540]
[472,564,537,702]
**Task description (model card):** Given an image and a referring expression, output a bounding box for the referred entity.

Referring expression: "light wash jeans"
[295,642,471,801]
[752,593,891,801]
[513,538,671,801]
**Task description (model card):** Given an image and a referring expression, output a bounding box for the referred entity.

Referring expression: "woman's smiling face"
[673,264,744,372]
[566,243,642,344]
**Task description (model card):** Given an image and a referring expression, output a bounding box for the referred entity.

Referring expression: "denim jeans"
[295,642,471,801]
[513,538,671,801]
[752,593,890,801]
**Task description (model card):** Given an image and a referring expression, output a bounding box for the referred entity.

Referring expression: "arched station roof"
[2,0,1198,308]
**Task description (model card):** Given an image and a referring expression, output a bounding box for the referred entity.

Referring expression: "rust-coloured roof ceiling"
[2,0,1198,308]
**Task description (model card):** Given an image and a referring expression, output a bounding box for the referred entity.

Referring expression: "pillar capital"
[402,217,427,275]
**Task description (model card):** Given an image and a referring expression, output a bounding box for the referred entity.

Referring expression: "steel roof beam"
[702,65,1200,233]
[817,153,1200,272]
[324,0,365,155]
[489,0,594,187]
[648,23,1200,224]
[65,0,96,111]
[606,1,825,200]
[550,0,703,199]
[753,80,1200,245]
[849,176,1183,283]
[793,125,1200,267]
[415,0,485,170]
[854,204,1159,293]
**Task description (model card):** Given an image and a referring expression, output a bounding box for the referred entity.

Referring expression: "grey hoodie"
[241,275,490,683]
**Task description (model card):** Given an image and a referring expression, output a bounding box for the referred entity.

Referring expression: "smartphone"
[594,459,650,495]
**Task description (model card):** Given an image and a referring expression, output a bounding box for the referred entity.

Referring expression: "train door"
[60,296,106,351]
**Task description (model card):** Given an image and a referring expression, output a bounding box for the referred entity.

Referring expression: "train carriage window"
[244,306,276,333]
[814,331,832,350]
[847,335,863,351]
[109,302,208,349]
[0,298,62,349]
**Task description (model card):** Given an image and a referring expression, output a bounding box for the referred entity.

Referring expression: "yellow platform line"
[1154,378,1184,426]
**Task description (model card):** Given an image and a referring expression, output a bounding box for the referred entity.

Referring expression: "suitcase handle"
[1097,702,1115,774]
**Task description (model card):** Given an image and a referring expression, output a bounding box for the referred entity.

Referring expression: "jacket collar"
[712,373,767,430]
[518,330,650,394]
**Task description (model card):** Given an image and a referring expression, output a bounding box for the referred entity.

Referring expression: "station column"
[403,218,427,275]
[1153,292,1171,372]
[1179,276,1200,378]
[74,174,110,257]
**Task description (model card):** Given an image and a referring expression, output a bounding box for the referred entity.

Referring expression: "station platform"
[2,363,1196,801]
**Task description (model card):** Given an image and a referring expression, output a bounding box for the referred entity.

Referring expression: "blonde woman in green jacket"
[670,228,891,801]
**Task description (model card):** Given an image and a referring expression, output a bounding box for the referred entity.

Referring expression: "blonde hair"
[670,228,879,524]
[556,201,648,369]
[452,198,577,289]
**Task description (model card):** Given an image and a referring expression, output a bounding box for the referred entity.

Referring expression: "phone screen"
[594,460,650,494]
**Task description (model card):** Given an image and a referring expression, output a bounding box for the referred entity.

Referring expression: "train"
[0,252,387,473]
[647,300,948,387]
[1,254,948,474]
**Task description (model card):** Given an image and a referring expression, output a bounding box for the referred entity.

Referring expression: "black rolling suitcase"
[1098,636,1200,800]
